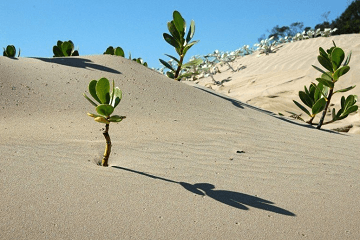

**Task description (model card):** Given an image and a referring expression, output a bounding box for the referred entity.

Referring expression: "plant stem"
[174,53,184,80]
[316,89,334,129]
[102,123,111,167]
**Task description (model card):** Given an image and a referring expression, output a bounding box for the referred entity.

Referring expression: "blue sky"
[0,0,350,68]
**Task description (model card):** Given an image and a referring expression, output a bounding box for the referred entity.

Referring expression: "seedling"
[159,10,202,80]
[293,41,357,129]
[83,77,126,166]
[3,45,20,57]
[53,40,79,57]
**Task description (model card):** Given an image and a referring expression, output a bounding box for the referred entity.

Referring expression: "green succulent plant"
[159,10,203,80]
[83,77,126,167]
[104,46,125,57]
[293,41,357,129]
[293,83,328,124]
[53,40,79,57]
[3,45,20,57]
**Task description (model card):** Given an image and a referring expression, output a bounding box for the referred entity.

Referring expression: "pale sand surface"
[1,35,360,239]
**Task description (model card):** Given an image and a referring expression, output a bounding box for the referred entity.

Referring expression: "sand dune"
[1,36,360,239]
[193,34,360,133]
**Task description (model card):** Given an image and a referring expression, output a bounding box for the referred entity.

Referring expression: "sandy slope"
[1,48,360,239]
[192,34,360,134]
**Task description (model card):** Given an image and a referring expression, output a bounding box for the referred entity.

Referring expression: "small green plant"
[293,83,328,124]
[104,46,125,57]
[159,10,202,80]
[104,46,148,66]
[293,41,357,129]
[3,45,20,57]
[83,77,126,167]
[53,40,79,57]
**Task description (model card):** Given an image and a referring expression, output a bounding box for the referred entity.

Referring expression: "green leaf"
[331,47,345,71]
[72,50,79,56]
[186,20,195,43]
[89,80,101,104]
[181,58,203,69]
[163,33,180,49]
[183,40,199,56]
[159,59,175,72]
[318,55,333,72]
[166,71,175,79]
[343,51,352,66]
[293,100,311,117]
[312,98,326,115]
[53,46,63,57]
[344,95,356,110]
[298,91,313,108]
[344,105,358,115]
[96,78,111,104]
[83,93,98,107]
[173,11,186,37]
[319,47,328,59]
[333,65,350,81]
[312,65,333,79]
[167,21,181,42]
[114,47,124,57]
[164,54,180,64]
[96,104,114,117]
[109,115,126,122]
[61,41,72,56]
[334,85,355,94]
[104,46,114,55]
[341,96,346,109]
[5,45,16,57]
[316,78,334,88]
[112,87,122,108]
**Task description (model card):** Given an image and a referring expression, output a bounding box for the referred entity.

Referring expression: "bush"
[53,40,79,57]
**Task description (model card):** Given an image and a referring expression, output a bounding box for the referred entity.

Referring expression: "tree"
[332,0,360,34]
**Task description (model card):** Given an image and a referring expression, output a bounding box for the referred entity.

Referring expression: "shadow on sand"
[194,85,343,134]
[112,166,295,216]
[35,57,121,74]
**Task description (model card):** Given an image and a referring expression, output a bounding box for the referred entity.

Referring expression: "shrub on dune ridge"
[3,45,20,57]
[83,77,126,167]
[53,40,79,57]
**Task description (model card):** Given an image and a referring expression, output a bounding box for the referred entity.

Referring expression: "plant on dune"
[83,77,126,167]
[3,45,20,57]
[293,41,357,129]
[53,40,79,57]
[104,46,148,66]
[159,10,203,80]
[104,46,125,57]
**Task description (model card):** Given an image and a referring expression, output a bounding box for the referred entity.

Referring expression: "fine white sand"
[1,34,360,239]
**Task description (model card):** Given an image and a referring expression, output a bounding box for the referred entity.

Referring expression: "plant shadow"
[35,57,121,74]
[112,166,295,216]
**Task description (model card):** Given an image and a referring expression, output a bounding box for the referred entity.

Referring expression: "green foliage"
[293,41,357,129]
[104,46,125,57]
[83,77,125,121]
[293,83,328,123]
[83,77,125,167]
[159,10,203,80]
[3,45,20,57]
[53,40,79,57]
